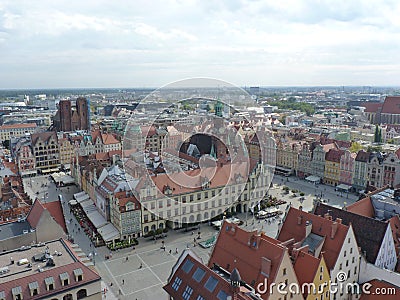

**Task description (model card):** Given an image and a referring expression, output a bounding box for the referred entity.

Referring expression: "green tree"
[2,140,10,150]
[374,125,380,143]
[349,142,363,153]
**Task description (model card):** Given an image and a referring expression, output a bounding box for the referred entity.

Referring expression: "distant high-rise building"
[53,97,90,132]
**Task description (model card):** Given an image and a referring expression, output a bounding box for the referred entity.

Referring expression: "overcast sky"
[1,0,400,89]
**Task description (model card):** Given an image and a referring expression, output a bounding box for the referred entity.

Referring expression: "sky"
[1,0,400,89]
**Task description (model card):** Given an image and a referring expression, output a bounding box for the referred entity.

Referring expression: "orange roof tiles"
[277,207,349,270]
[43,201,67,233]
[360,279,400,300]
[293,251,321,297]
[346,197,375,218]
[150,161,250,196]
[0,123,36,130]
[27,199,67,233]
[208,221,287,289]
[388,215,400,258]
[101,133,119,145]
[26,199,46,229]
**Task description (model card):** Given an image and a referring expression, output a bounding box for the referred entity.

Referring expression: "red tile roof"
[293,251,321,297]
[43,201,67,233]
[346,197,375,218]
[325,148,344,163]
[27,199,46,229]
[208,221,288,291]
[388,215,400,258]
[31,132,57,146]
[381,96,400,114]
[362,102,382,113]
[277,207,349,270]
[0,123,36,130]
[360,279,400,300]
[27,199,67,233]
[314,203,387,264]
[101,133,119,145]
[355,150,371,162]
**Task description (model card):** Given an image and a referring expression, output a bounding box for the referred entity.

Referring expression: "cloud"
[0,0,400,88]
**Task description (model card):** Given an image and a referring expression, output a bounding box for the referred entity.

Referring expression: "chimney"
[305,220,312,236]
[324,212,332,221]
[336,218,342,224]
[297,215,303,225]
[331,222,338,239]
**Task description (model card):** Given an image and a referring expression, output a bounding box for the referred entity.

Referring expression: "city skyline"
[1,0,400,88]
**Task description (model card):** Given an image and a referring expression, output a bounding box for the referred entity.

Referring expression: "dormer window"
[45,277,55,291]
[74,268,84,282]
[11,286,23,300]
[60,272,70,286]
[29,281,39,296]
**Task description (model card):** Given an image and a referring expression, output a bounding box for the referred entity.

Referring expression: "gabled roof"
[314,203,387,264]
[101,133,119,145]
[31,132,57,146]
[27,199,46,228]
[27,199,67,233]
[346,197,375,218]
[43,201,68,233]
[325,148,344,163]
[381,96,400,114]
[355,150,371,162]
[293,251,322,297]
[277,207,349,270]
[208,221,287,288]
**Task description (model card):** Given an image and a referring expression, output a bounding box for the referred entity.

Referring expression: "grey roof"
[230,268,241,282]
[302,233,325,254]
[314,202,389,264]
[0,220,32,241]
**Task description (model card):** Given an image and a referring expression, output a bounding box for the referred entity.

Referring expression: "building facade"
[0,123,37,143]
[53,97,90,132]
[31,132,60,173]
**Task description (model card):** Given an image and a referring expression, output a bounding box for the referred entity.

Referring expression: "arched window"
[63,294,73,300]
[77,289,87,299]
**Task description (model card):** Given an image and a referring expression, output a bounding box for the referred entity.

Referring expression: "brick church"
[53,97,90,132]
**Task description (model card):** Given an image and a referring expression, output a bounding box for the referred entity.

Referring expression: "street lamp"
[89,251,97,265]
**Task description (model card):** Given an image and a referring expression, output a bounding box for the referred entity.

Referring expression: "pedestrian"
[139,263,142,269]
[169,249,172,254]
[175,248,178,254]
[122,279,124,285]
[126,256,129,261]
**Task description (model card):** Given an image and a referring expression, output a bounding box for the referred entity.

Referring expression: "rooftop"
[0,220,32,241]
[0,240,75,283]
[0,239,100,300]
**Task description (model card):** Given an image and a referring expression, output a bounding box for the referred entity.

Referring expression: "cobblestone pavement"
[21,173,359,299]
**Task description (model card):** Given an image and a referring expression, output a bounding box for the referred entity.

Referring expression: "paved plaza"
[20,172,359,299]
